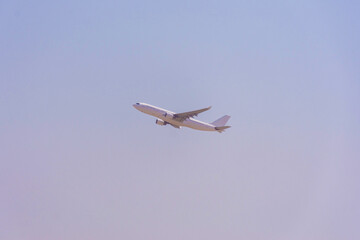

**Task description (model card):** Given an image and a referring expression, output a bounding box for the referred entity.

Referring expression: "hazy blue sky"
[1,1,359,239]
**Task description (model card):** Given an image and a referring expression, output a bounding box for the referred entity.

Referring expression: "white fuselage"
[133,103,216,131]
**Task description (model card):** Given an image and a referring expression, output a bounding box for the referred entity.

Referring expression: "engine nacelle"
[155,119,166,126]
[163,112,174,119]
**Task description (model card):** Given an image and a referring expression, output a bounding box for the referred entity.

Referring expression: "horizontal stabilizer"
[215,126,231,133]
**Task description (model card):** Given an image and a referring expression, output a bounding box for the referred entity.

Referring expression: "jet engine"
[155,119,166,126]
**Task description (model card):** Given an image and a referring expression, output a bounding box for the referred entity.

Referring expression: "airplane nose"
[133,103,140,109]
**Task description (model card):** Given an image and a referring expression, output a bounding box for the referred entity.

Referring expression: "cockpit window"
[136,103,140,105]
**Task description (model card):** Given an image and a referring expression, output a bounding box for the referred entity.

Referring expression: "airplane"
[133,102,231,133]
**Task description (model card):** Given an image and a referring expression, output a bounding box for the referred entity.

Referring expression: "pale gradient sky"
[1,1,360,239]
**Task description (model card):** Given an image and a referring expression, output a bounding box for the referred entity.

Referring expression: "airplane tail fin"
[212,115,231,127]
[212,115,231,133]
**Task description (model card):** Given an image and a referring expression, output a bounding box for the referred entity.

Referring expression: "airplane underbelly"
[183,119,214,131]
[158,116,185,127]
[158,116,214,131]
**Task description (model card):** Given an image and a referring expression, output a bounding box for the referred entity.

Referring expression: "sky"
[1,0,360,239]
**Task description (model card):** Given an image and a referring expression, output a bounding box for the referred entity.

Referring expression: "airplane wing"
[173,106,211,122]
